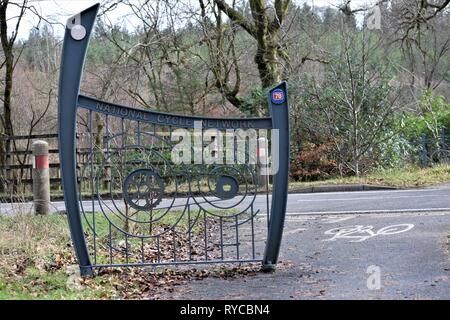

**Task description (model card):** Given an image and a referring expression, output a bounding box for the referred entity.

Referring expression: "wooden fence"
[0,133,92,200]
[0,132,269,202]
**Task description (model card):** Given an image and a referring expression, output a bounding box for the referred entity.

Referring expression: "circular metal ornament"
[215,175,239,199]
[71,24,86,41]
[123,168,164,211]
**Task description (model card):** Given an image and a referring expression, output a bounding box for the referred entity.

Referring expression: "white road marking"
[289,188,444,197]
[323,224,415,242]
[276,215,356,224]
[296,194,443,202]
[286,207,450,215]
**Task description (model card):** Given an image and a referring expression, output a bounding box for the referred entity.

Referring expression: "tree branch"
[213,0,257,38]
[269,0,290,33]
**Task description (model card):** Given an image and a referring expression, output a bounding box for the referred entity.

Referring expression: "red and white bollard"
[32,140,50,215]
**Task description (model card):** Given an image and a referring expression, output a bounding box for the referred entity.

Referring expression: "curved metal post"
[58,3,100,276]
[263,82,290,271]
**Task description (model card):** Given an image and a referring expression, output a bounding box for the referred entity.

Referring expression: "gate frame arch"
[58,3,290,276]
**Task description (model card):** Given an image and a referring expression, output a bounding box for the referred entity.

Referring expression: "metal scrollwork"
[123,169,164,211]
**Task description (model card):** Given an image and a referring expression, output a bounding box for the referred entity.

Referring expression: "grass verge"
[288,164,450,190]
[0,213,261,300]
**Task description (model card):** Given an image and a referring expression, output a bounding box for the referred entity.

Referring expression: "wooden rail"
[0,132,177,201]
[0,134,95,195]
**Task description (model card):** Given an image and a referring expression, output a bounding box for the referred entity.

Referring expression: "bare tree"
[393,0,450,38]
[212,0,291,88]
[384,0,450,107]
[0,0,55,192]
[100,1,213,115]
[0,0,28,191]
[302,18,399,176]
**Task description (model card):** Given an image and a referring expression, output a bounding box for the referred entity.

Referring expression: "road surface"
[162,210,450,299]
[2,186,450,299]
[1,186,450,216]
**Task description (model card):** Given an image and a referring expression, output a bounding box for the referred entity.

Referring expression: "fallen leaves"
[83,262,262,300]
[0,210,271,299]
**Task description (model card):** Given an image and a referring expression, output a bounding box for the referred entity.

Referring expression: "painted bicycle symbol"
[323,224,414,242]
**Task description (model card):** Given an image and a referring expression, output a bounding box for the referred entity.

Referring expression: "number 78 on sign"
[271,89,286,105]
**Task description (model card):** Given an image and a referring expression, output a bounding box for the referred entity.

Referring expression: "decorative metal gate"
[58,4,289,276]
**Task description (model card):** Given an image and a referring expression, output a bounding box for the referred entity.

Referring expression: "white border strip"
[286,207,450,216]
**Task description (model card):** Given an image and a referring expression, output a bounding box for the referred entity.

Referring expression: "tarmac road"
[2,185,450,299]
[163,210,450,299]
[1,186,450,216]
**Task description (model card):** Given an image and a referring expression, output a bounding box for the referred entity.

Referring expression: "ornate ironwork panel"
[58,4,290,276]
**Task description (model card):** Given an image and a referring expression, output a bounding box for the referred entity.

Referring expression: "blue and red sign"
[271,89,285,105]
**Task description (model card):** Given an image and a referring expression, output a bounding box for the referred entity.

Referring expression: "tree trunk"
[0,2,15,192]
[255,39,280,88]
[213,0,289,91]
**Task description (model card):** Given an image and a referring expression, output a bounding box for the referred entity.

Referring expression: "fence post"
[32,140,50,215]
[420,134,428,167]
[442,126,448,163]
[6,139,12,198]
